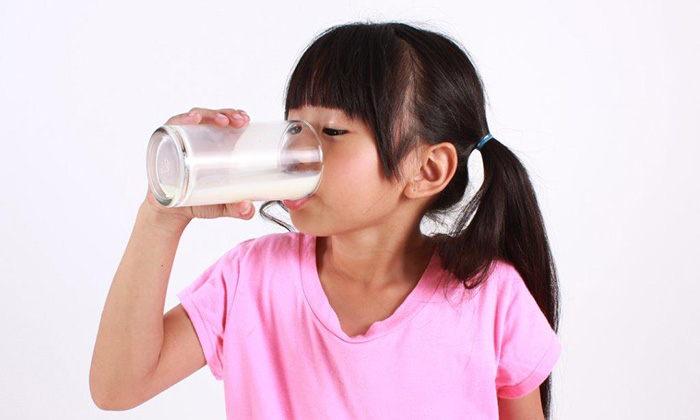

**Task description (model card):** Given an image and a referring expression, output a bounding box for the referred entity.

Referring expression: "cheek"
[289,141,400,235]
[320,147,389,211]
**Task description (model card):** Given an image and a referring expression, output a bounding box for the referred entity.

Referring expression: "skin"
[498,388,546,420]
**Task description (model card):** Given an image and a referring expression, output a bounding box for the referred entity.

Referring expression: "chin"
[291,221,333,238]
[289,213,341,238]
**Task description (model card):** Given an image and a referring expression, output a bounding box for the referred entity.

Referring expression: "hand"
[142,107,255,224]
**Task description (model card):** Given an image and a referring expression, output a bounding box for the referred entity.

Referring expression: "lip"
[283,196,312,210]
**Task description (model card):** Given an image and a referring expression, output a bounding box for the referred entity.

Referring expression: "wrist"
[137,203,191,236]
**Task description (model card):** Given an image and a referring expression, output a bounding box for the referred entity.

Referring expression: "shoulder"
[496,259,523,282]
[453,258,523,297]
[228,232,307,299]
[436,258,524,309]
[233,231,305,263]
[482,259,528,297]
[487,259,549,328]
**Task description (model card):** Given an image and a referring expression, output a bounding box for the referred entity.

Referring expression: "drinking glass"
[146,120,323,207]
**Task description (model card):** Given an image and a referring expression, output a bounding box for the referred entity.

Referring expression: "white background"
[1,0,698,419]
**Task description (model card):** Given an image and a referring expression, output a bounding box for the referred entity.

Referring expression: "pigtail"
[434,135,561,418]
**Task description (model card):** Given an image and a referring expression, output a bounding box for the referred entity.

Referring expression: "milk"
[182,170,321,207]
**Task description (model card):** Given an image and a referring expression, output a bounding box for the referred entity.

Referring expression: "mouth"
[283,196,312,210]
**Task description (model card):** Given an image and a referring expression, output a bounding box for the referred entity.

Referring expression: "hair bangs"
[284,24,397,126]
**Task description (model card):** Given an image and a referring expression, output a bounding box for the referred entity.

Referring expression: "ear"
[404,142,458,199]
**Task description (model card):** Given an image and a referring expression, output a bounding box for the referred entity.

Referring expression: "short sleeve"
[176,244,245,381]
[494,266,562,399]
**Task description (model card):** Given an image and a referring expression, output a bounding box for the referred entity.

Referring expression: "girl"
[91,21,562,420]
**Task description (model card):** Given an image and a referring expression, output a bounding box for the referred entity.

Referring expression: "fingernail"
[216,113,228,120]
[240,203,252,214]
[187,112,197,118]
[232,113,244,120]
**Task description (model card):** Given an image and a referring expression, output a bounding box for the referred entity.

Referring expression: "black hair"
[259,21,561,418]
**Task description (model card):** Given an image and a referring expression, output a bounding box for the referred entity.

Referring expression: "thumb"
[226,200,254,218]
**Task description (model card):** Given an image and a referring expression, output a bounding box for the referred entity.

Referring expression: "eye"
[323,128,347,136]
[286,125,302,135]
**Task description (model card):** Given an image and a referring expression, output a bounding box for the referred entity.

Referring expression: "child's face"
[286,105,413,236]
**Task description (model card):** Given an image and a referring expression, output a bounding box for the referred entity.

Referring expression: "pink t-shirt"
[177,231,562,419]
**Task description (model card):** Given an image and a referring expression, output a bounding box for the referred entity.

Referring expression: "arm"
[498,388,545,420]
[89,203,205,410]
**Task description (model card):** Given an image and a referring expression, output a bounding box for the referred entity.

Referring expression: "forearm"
[90,203,190,405]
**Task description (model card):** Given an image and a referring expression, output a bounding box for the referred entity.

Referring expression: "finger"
[175,107,230,126]
[217,108,250,127]
[240,203,255,219]
[217,108,249,125]
[225,200,254,218]
[164,108,225,126]
[165,111,199,125]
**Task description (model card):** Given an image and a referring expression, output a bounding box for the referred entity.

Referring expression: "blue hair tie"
[476,133,493,150]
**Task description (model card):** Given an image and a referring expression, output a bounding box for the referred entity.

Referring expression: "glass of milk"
[146,120,323,207]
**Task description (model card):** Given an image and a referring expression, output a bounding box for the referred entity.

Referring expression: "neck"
[316,227,436,289]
